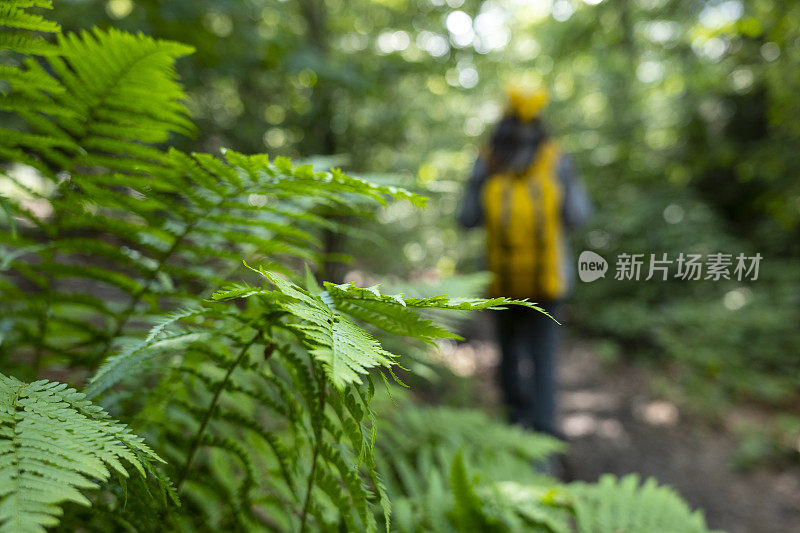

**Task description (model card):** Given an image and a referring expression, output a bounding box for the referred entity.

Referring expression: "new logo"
[578,250,608,282]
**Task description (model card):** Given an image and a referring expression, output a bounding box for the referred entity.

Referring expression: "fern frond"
[0,373,165,533]
[1,4,424,371]
[450,451,501,532]
[212,266,546,389]
[325,280,553,338]
[119,321,384,531]
[54,28,195,146]
[569,474,716,533]
[370,399,567,532]
[0,16,193,184]
[3,142,425,372]
[212,270,395,389]
[0,1,59,56]
[84,307,208,398]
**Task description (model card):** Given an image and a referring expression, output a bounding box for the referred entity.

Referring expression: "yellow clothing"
[482,141,565,299]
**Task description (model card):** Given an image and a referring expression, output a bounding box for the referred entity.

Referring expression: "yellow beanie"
[505,85,549,122]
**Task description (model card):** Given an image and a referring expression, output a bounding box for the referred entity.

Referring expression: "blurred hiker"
[458,85,592,438]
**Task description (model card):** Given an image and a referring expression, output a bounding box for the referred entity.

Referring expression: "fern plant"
[371,399,718,533]
[0,372,169,532]
[0,3,720,532]
[568,474,714,533]
[372,401,569,532]
[82,266,538,531]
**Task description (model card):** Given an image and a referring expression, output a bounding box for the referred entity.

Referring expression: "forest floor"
[556,341,800,533]
[447,317,800,533]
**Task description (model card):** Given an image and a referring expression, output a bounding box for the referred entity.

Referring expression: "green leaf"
[251,269,396,389]
[449,451,501,532]
[0,373,166,533]
[569,474,716,533]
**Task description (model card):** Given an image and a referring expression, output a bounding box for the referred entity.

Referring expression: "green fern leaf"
[49,28,195,164]
[213,270,395,389]
[449,451,502,532]
[84,308,208,398]
[0,373,165,533]
[324,280,553,340]
[0,1,58,32]
[569,474,715,533]
[211,266,550,389]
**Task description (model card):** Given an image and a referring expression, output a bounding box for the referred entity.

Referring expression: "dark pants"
[496,302,561,438]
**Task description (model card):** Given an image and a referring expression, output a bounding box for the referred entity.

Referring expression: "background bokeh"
[54,0,799,485]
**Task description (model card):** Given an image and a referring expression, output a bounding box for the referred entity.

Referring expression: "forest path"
[555,341,800,533]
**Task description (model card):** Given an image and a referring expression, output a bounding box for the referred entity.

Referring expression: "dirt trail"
[556,341,800,533]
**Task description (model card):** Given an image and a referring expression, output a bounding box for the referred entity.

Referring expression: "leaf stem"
[174,331,260,491]
[299,363,327,533]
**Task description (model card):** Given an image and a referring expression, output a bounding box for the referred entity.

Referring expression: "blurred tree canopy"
[54,0,800,250]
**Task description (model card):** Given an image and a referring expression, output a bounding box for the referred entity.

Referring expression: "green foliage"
[449,451,502,532]
[211,267,543,388]
[371,400,716,533]
[0,0,425,379]
[0,372,164,533]
[82,268,535,530]
[569,474,716,533]
[0,4,718,532]
[373,401,568,532]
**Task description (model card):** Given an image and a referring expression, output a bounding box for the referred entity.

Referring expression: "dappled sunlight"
[431,339,499,378]
[635,399,680,427]
[562,413,627,441]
